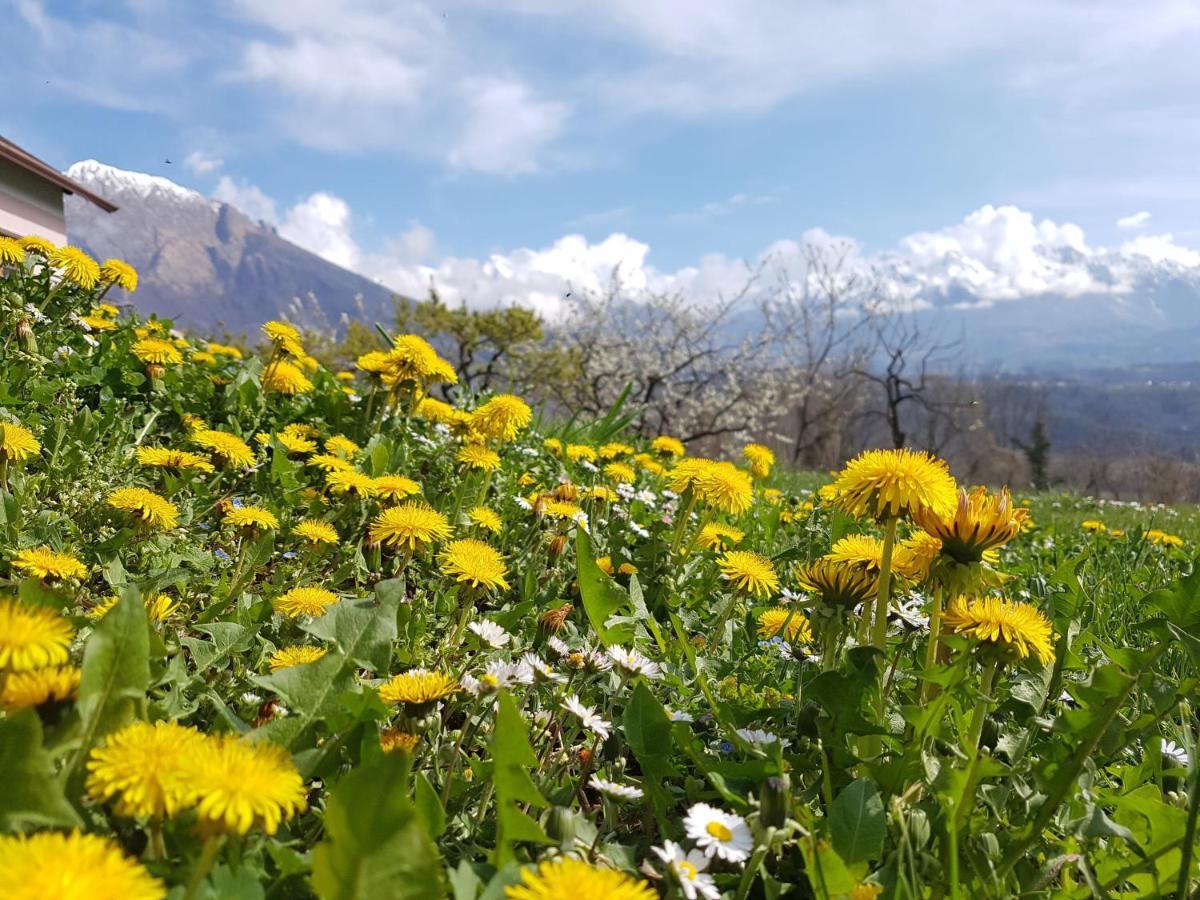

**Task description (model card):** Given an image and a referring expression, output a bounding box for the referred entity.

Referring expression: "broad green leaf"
[800,837,859,897]
[622,681,678,824]
[0,710,83,830]
[250,652,350,751]
[490,691,552,866]
[575,528,635,646]
[829,779,886,864]
[1142,559,1200,632]
[311,748,444,899]
[414,771,446,838]
[303,589,400,674]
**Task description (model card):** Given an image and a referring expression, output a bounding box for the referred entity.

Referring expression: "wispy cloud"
[670,191,781,224]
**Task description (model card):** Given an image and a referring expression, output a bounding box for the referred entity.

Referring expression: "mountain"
[64,160,396,336]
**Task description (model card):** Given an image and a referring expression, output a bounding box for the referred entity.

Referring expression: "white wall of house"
[0,157,67,243]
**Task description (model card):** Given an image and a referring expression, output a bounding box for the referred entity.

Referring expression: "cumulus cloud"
[212,176,277,223]
[279,193,360,269]
[1120,233,1200,268]
[183,151,223,175]
[1117,210,1152,230]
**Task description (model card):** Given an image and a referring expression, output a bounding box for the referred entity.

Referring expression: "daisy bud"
[760,773,790,828]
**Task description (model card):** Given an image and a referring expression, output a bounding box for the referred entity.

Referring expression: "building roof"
[0,136,118,213]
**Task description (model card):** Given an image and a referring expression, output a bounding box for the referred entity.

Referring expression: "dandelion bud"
[146,363,165,381]
[16,318,37,353]
[549,533,568,556]
[760,774,790,828]
[539,603,572,631]
[545,805,582,843]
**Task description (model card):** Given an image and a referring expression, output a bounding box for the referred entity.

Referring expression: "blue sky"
[4,0,1200,301]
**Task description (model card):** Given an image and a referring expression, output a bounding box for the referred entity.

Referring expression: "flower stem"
[951,658,999,833]
[921,584,945,703]
[184,835,222,900]
[870,516,898,650]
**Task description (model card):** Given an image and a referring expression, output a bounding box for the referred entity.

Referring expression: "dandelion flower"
[942,596,1055,665]
[506,857,656,900]
[0,665,80,711]
[1081,519,1107,534]
[831,449,957,521]
[683,802,754,862]
[440,539,510,592]
[224,505,279,530]
[0,831,165,900]
[380,728,420,754]
[100,258,138,291]
[651,435,686,457]
[468,506,502,534]
[369,501,452,550]
[192,430,255,468]
[912,486,1028,564]
[743,443,775,479]
[12,546,87,581]
[795,559,877,609]
[181,734,307,835]
[470,394,533,442]
[718,550,779,598]
[0,422,40,461]
[757,607,812,643]
[372,474,421,500]
[562,694,612,740]
[106,486,179,530]
[132,337,183,366]
[324,434,359,457]
[293,519,338,545]
[325,469,379,498]
[91,593,179,623]
[87,720,205,819]
[268,646,328,671]
[49,245,101,288]
[0,599,73,672]
[262,319,302,346]
[695,522,744,550]
[669,457,714,493]
[262,359,314,395]
[274,586,339,619]
[566,443,597,463]
[599,441,634,459]
[134,446,213,474]
[307,452,354,472]
[18,235,56,257]
[0,236,24,266]
[275,431,317,454]
[378,668,459,709]
[457,443,501,471]
[1146,529,1185,548]
[604,462,637,483]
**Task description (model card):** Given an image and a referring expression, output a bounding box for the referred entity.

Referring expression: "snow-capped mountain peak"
[66,159,209,208]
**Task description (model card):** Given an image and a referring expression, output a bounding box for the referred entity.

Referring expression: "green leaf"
[1142,560,1200,632]
[250,652,350,751]
[829,778,886,864]
[574,528,635,646]
[622,681,678,825]
[311,751,445,899]
[414,771,446,838]
[490,691,552,866]
[181,622,254,673]
[0,710,83,830]
[800,837,859,897]
[71,584,151,778]
[303,589,400,674]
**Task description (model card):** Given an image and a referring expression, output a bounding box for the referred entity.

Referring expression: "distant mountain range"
[65,160,396,336]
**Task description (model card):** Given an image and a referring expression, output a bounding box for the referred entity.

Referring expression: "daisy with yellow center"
[267,645,328,671]
[325,468,380,498]
[87,720,206,819]
[224,505,279,530]
[293,519,339,545]
[457,443,501,471]
[506,857,656,900]
[470,394,533,442]
[0,665,81,711]
[100,258,138,291]
[0,422,40,461]
[439,539,510,592]
[378,668,460,709]
[12,546,87,582]
[192,429,256,468]
[49,245,101,288]
[0,599,74,671]
[695,522,744,550]
[273,585,339,619]
[263,359,314,395]
[370,501,453,550]
[942,596,1055,666]
[182,734,308,835]
[0,831,165,900]
[757,607,812,643]
[468,506,503,534]
[743,442,776,479]
[651,435,686,457]
[106,486,179,530]
[380,728,420,754]
[717,550,779,598]
[131,337,183,366]
[372,474,421,500]
[135,446,214,474]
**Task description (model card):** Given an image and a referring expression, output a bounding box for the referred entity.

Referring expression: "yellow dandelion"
[439,539,510,592]
[599,441,634,459]
[718,550,779,598]
[468,506,503,534]
[1081,519,1107,534]
[267,645,328,671]
[566,443,597,463]
[224,505,279,530]
[0,831,165,900]
[86,720,205,819]
[49,245,101,288]
[695,522,744,550]
[668,457,714,493]
[181,734,307,835]
[696,461,755,516]
[80,314,117,331]
[757,607,812,643]
[307,452,354,472]
[912,486,1028,564]
[106,486,179,530]
[0,665,80,711]
[651,435,686,457]
[192,429,256,468]
[0,422,40,461]
[796,559,878,609]
[743,443,776,479]
[633,453,666,475]
[942,596,1055,665]
[207,342,243,359]
[380,728,420,754]
[378,668,459,708]
[12,546,87,582]
[325,469,379,498]
[831,449,958,521]
[372,474,421,500]
[131,337,183,366]
[134,446,214,473]
[603,462,637,483]
[325,434,360,457]
[273,585,339,619]
[470,394,533,442]
[457,443,501,471]
[263,358,314,395]
[99,258,138,291]
[542,499,584,521]
[543,437,563,456]
[416,396,468,426]
[370,502,453,551]
[506,857,656,900]
[275,431,317,454]
[1146,528,1185,548]
[293,519,339,545]
[18,235,56,257]
[262,320,302,346]
[0,236,24,266]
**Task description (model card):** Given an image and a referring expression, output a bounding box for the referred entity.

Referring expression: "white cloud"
[1117,210,1152,230]
[279,192,360,270]
[670,191,781,224]
[183,151,223,175]
[448,78,570,175]
[212,176,278,224]
[1120,233,1200,268]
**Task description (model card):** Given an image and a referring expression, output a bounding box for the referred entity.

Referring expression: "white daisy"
[462,660,534,696]
[571,511,590,530]
[616,483,637,500]
[667,709,695,723]
[892,594,930,631]
[522,653,565,683]
[547,636,572,657]
[467,619,511,648]
[520,447,540,457]
[630,522,650,539]
[635,488,658,505]
[563,694,612,741]
[735,728,792,750]
[588,775,644,801]
[514,496,533,511]
[607,646,663,680]
[683,802,753,863]
[653,841,720,900]
[1163,739,1191,767]
[584,648,613,672]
